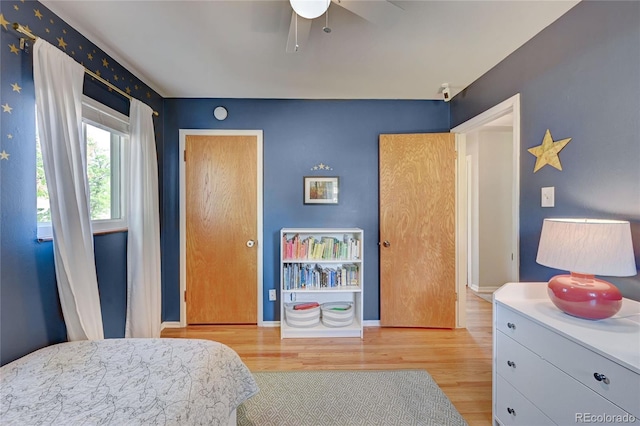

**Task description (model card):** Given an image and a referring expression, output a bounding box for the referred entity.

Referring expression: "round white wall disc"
[214,106,228,121]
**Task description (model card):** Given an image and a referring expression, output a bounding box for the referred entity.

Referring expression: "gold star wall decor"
[527,129,572,173]
[0,150,10,160]
[0,13,9,30]
[56,36,67,50]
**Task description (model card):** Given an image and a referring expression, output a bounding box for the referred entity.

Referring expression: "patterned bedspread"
[0,338,259,425]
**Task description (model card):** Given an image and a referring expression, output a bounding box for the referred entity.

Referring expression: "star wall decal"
[12,83,22,93]
[34,9,43,19]
[102,58,109,67]
[87,53,93,60]
[57,36,67,50]
[7,134,13,139]
[0,13,9,30]
[310,162,333,171]
[9,44,20,55]
[527,129,572,172]
[2,103,13,113]
[0,150,10,160]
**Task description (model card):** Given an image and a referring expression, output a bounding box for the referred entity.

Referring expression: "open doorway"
[453,94,520,327]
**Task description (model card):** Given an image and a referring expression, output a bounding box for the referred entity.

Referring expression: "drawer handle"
[507,360,516,368]
[593,373,610,385]
[507,322,516,330]
[507,407,517,416]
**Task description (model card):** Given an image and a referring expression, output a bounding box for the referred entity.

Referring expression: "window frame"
[37,96,129,240]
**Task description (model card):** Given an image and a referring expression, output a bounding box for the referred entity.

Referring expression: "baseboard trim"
[468,285,501,294]
[259,320,379,327]
[161,321,181,330]
[475,286,502,293]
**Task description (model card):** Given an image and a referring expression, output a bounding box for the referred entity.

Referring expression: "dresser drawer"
[496,331,631,425]
[496,304,640,417]
[495,375,554,426]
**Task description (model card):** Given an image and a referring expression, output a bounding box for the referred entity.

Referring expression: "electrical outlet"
[268,289,277,301]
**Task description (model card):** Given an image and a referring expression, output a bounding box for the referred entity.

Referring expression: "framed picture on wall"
[303,176,339,204]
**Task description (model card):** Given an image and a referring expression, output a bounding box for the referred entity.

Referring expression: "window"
[37,96,129,240]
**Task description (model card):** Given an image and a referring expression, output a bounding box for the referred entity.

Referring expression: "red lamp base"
[547,272,622,320]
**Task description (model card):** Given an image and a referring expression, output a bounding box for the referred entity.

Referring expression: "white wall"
[478,129,513,290]
[466,134,480,290]
[467,128,513,292]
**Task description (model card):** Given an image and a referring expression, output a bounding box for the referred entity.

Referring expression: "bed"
[0,338,258,425]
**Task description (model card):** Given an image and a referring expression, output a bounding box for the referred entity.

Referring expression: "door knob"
[383,241,391,247]
[246,240,255,248]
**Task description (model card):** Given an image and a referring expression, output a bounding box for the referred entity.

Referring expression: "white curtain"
[125,99,161,338]
[33,38,104,341]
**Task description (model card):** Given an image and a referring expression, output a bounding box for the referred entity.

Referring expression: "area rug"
[237,370,468,426]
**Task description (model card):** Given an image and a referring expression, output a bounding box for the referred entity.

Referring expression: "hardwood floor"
[162,288,494,426]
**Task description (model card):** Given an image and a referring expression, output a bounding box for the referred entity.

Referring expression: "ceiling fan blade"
[286,11,313,53]
[331,0,403,25]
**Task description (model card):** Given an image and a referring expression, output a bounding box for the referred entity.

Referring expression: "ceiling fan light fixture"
[290,0,330,20]
[323,4,331,33]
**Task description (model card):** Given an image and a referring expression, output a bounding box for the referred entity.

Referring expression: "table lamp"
[536,218,637,320]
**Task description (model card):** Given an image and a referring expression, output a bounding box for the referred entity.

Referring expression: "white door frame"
[452,93,521,328]
[178,129,264,327]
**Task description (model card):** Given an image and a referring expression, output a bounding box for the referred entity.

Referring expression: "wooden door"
[379,133,456,328]
[185,134,257,324]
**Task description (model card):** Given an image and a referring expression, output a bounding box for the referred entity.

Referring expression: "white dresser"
[493,282,640,425]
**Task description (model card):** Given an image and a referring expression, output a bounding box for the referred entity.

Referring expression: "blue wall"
[0,0,163,365]
[451,1,640,299]
[162,99,449,322]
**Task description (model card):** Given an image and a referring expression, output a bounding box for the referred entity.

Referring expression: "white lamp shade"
[536,218,637,276]
[290,0,330,19]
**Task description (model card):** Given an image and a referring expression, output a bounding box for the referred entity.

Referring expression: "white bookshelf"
[280,228,364,338]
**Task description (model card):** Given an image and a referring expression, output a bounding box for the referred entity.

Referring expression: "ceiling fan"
[286,0,403,53]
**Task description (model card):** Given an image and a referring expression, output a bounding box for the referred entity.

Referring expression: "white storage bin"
[321,302,354,327]
[285,303,320,328]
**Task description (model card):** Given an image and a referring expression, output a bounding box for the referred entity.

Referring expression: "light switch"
[541,187,555,207]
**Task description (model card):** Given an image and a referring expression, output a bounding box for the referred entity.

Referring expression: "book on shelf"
[282,263,359,290]
[282,233,360,261]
